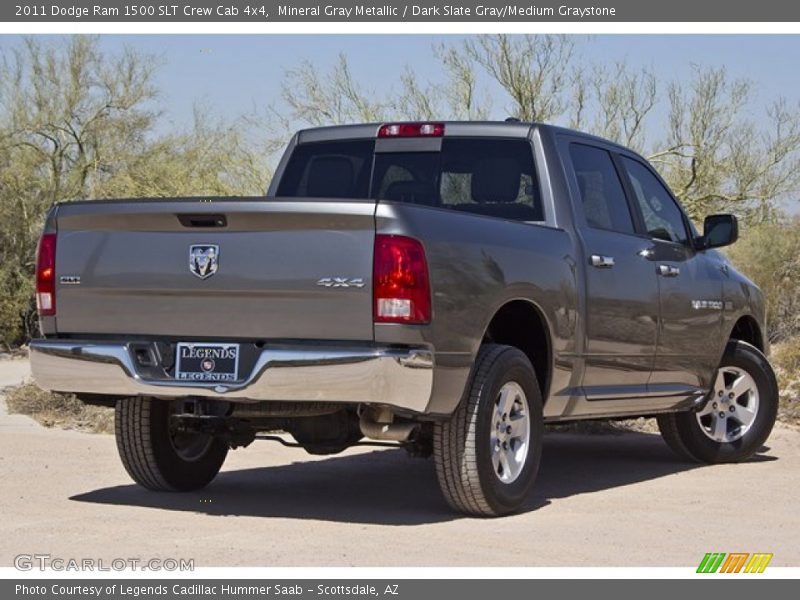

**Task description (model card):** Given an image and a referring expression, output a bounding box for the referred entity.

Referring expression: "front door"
[619,156,723,393]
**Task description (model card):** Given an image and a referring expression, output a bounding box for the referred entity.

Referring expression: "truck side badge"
[189,244,219,279]
[691,300,724,310]
[317,277,366,288]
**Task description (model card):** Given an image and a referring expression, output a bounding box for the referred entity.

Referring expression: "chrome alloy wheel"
[696,366,760,443]
[490,381,531,484]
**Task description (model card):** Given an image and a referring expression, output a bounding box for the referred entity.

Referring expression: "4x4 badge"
[317,277,366,288]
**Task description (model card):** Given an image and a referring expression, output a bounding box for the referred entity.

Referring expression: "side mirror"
[696,214,738,250]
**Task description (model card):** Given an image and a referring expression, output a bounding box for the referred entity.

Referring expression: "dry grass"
[4,383,114,434]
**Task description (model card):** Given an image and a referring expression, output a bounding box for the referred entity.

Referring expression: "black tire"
[115,397,228,491]
[433,344,544,517]
[657,340,778,464]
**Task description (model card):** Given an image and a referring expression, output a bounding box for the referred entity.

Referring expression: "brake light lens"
[373,235,431,324]
[36,233,57,316]
[378,122,445,138]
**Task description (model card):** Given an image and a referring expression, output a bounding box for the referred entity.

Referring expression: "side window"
[569,144,635,234]
[621,156,688,244]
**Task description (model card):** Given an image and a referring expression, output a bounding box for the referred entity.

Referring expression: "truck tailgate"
[52,199,376,341]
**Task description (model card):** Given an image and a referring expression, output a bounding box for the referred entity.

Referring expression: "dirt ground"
[1,357,798,567]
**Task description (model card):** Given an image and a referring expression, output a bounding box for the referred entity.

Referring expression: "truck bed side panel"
[374,203,579,416]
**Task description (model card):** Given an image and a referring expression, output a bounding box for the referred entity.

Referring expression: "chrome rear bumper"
[29,339,434,413]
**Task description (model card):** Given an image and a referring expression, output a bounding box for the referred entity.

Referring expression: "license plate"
[175,343,239,382]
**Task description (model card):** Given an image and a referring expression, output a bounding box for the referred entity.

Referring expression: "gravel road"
[1,357,798,567]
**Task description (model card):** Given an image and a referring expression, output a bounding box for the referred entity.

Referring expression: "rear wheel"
[657,340,778,464]
[433,344,544,517]
[115,397,228,491]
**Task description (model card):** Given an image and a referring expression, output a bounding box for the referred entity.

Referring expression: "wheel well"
[482,300,551,399]
[729,315,764,352]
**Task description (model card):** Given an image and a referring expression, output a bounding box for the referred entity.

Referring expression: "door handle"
[590,255,615,268]
[657,264,680,277]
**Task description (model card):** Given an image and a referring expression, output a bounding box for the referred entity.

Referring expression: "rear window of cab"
[276,138,543,222]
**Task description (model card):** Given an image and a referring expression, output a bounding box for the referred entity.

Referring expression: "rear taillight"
[373,235,431,324]
[378,122,445,138]
[36,233,57,316]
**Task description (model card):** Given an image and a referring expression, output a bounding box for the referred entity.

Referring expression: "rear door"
[565,142,660,399]
[619,155,724,392]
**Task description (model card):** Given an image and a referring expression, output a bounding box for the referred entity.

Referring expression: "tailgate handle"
[177,214,227,228]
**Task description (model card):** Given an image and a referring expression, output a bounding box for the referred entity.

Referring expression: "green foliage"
[727,219,800,342]
[0,263,35,348]
[656,68,800,223]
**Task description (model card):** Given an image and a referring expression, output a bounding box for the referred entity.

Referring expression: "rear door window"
[569,143,635,234]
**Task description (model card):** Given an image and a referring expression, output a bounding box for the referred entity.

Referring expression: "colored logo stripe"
[720,553,749,573]
[744,553,773,573]
[697,553,773,573]
[697,553,726,573]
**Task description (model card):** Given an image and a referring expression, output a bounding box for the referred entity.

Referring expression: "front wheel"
[115,397,228,491]
[433,344,544,517]
[657,340,778,464]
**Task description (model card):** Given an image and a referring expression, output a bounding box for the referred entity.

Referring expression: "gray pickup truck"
[30,121,778,516]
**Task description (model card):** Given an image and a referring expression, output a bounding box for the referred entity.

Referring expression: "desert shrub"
[727,219,800,343]
[771,339,800,425]
[0,265,35,348]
